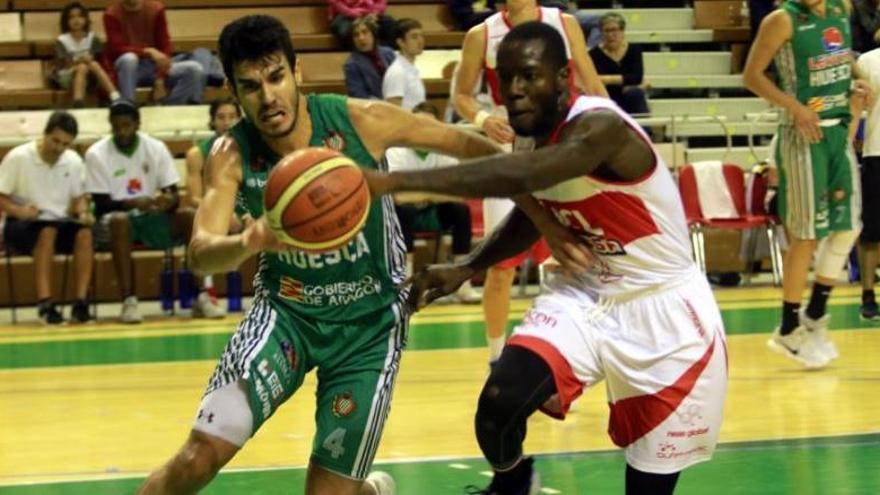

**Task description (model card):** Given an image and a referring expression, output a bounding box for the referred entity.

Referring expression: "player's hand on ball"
[242,216,287,253]
[404,264,476,312]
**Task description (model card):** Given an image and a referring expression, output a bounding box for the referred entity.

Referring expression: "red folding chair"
[678,163,783,285]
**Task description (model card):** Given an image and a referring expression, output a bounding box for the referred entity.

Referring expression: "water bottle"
[178,269,195,309]
[227,271,242,312]
[160,256,174,314]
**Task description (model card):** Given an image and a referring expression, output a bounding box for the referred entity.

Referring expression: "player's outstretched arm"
[406,206,541,310]
[366,109,631,198]
[188,136,280,275]
[349,98,504,161]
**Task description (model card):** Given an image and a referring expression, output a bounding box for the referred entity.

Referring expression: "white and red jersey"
[483,7,575,105]
[532,96,695,298]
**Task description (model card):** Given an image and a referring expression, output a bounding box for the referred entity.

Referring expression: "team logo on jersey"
[280,340,298,371]
[126,178,142,195]
[822,27,844,52]
[279,276,305,302]
[323,131,346,152]
[331,391,356,418]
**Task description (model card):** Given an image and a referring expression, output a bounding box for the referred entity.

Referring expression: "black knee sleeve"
[474,346,556,468]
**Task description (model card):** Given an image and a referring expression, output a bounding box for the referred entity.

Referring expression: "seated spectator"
[0,111,94,324]
[387,102,479,303]
[182,97,243,318]
[382,18,426,109]
[85,101,192,323]
[103,0,207,104]
[344,17,397,99]
[589,13,649,116]
[329,0,396,49]
[53,2,120,107]
[853,0,880,54]
[448,0,497,31]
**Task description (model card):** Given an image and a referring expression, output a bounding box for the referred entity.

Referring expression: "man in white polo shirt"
[0,111,94,324]
[382,18,426,109]
[85,100,188,323]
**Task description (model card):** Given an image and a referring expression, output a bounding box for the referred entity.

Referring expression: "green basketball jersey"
[230,93,405,321]
[197,135,215,159]
[775,0,853,121]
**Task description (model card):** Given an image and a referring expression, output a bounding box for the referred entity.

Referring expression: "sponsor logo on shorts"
[280,340,298,371]
[656,441,709,459]
[278,274,382,307]
[323,131,346,152]
[257,358,284,403]
[522,309,558,328]
[675,403,703,427]
[331,391,356,418]
[683,300,706,338]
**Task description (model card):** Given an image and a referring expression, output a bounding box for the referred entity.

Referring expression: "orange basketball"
[264,147,370,253]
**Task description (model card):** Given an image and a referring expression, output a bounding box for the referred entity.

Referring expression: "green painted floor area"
[0,302,877,370]
[2,435,877,494]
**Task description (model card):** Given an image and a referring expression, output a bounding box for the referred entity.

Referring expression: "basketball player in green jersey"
[136,15,585,495]
[744,0,872,369]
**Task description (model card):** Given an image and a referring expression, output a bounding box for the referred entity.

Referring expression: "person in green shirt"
[136,14,577,495]
[744,0,872,369]
[181,97,243,318]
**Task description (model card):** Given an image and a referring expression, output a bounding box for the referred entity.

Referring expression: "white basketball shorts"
[507,269,728,474]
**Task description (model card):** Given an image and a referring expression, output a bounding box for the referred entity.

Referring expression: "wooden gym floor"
[0,285,877,494]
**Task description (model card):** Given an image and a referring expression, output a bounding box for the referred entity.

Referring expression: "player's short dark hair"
[209,96,241,123]
[395,18,422,42]
[499,21,567,71]
[412,101,439,119]
[219,15,297,87]
[109,99,140,121]
[44,110,78,137]
[60,2,90,34]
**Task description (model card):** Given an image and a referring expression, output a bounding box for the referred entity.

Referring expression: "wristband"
[474,110,490,129]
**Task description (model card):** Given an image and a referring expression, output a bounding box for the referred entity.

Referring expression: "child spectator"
[52,2,120,107]
[382,18,426,109]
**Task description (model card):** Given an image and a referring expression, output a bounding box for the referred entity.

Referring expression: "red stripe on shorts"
[607,335,717,448]
[507,334,583,420]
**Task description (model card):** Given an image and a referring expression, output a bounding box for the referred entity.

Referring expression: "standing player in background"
[183,97,243,318]
[856,46,880,319]
[366,22,727,495]
[744,0,872,369]
[453,0,607,365]
[136,15,574,495]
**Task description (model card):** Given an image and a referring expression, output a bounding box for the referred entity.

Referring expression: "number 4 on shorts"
[323,427,347,459]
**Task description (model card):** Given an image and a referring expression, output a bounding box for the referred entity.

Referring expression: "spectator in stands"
[540,0,603,48]
[387,102,479,302]
[382,18,426,109]
[589,12,649,116]
[0,111,94,324]
[103,0,206,104]
[85,100,191,323]
[448,0,497,31]
[53,2,120,107]
[857,47,880,319]
[181,98,243,318]
[329,0,396,49]
[852,0,880,53]
[344,17,397,99]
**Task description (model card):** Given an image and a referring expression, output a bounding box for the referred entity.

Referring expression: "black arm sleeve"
[92,193,126,217]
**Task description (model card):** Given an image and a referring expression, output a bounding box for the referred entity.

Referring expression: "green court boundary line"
[2,432,877,488]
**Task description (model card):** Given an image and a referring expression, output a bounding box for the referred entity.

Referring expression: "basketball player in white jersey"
[454,0,607,365]
[367,23,726,494]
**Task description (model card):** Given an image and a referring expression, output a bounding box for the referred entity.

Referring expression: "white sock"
[110,91,121,101]
[203,275,213,289]
[488,335,505,362]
